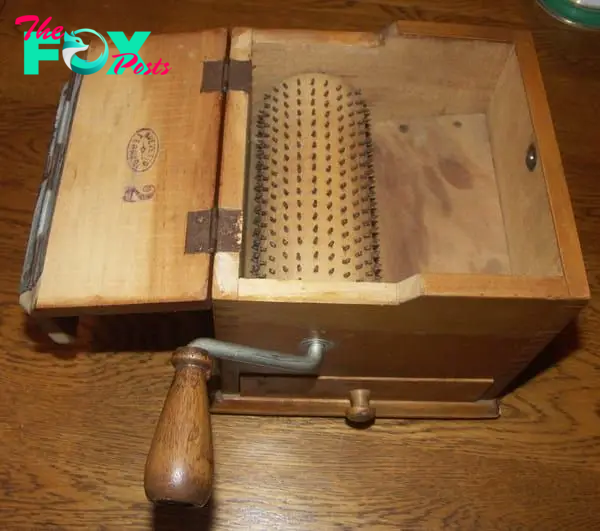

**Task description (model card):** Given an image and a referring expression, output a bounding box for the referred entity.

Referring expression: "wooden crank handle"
[144,347,214,506]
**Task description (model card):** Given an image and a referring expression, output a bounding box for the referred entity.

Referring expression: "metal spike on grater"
[249,73,381,282]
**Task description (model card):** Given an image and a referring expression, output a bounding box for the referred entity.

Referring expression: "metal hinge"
[185,208,242,254]
[201,58,252,94]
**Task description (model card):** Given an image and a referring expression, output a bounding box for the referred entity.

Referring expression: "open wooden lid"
[22,30,228,315]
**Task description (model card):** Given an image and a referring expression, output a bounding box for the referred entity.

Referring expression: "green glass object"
[538,0,600,28]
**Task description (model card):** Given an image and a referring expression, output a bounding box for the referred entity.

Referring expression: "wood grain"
[239,375,494,401]
[373,114,510,280]
[488,48,562,277]
[213,29,251,302]
[145,347,214,507]
[35,30,227,312]
[250,28,512,121]
[213,394,500,419]
[2,1,600,530]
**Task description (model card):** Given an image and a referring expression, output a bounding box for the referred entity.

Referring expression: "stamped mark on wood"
[123,184,156,202]
[127,128,159,172]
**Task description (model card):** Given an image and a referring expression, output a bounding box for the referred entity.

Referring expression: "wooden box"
[20,21,589,505]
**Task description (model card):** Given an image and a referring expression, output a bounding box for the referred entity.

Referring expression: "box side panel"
[213,28,252,301]
[487,48,562,277]
[514,33,589,298]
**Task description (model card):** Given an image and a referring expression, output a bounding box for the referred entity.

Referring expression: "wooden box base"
[212,394,500,420]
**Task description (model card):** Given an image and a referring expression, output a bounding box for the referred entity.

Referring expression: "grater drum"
[247,73,381,282]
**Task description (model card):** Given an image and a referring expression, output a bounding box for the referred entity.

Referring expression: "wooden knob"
[144,347,214,506]
[346,389,375,423]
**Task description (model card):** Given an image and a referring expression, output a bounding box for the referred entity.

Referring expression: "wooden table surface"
[1,1,600,529]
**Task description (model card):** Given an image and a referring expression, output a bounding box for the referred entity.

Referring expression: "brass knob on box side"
[346,389,375,423]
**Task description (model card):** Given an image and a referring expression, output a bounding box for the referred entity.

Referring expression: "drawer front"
[239,375,494,402]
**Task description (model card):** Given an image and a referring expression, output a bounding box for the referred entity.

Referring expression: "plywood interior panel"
[487,50,562,277]
[373,114,510,281]
[250,34,512,121]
